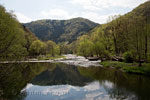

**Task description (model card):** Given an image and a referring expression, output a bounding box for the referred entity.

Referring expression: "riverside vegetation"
[73,1,150,75]
[0,5,64,61]
[0,1,150,75]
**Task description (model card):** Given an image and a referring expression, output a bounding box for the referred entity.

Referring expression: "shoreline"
[100,61,150,76]
[1,56,150,76]
[0,54,102,67]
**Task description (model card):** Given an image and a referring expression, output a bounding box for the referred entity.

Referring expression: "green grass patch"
[37,55,65,60]
[100,61,150,76]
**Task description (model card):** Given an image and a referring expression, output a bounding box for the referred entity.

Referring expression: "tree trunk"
[145,35,148,61]
[138,54,142,66]
[113,37,118,56]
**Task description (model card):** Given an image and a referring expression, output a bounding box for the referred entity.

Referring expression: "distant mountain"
[24,17,98,43]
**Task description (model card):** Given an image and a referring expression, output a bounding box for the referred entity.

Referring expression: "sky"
[0,0,148,24]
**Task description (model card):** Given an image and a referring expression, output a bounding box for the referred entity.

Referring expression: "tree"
[0,5,27,60]
[46,40,57,57]
[58,42,69,55]
[91,24,113,57]
[29,40,46,56]
[77,35,94,57]
[108,15,123,56]
[130,16,145,66]
[23,25,37,53]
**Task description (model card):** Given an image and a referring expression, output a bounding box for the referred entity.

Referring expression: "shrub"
[123,51,133,63]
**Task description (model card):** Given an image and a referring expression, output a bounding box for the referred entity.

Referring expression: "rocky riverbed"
[0,54,102,67]
[55,54,102,67]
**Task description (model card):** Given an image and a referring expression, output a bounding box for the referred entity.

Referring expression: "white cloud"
[42,87,70,96]
[85,92,103,99]
[103,81,113,88]
[40,8,119,24]
[15,12,32,23]
[21,83,34,92]
[1,0,148,24]
[35,0,148,24]
[83,81,101,92]
[40,9,71,20]
[70,0,147,11]
[79,12,119,24]
[41,85,81,96]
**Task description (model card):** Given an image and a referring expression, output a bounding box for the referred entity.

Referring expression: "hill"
[24,17,98,43]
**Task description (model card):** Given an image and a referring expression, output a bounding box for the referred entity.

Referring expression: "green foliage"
[29,40,46,55]
[37,55,65,60]
[93,41,105,56]
[58,42,70,54]
[75,1,150,64]
[100,61,131,69]
[24,17,98,43]
[46,40,60,56]
[78,40,94,57]
[0,5,28,60]
[77,35,94,57]
[123,51,133,63]
[76,25,112,58]
[100,61,150,75]
[123,66,150,75]
[23,25,38,52]
[27,39,60,57]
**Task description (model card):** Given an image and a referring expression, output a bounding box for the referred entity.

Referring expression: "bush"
[103,50,111,60]
[123,51,133,63]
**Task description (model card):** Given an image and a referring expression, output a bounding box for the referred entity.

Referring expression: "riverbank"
[57,54,101,67]
[100,61,150,76]
[37,55,65,60]
[0,55,65,63]
[0,54,101,67]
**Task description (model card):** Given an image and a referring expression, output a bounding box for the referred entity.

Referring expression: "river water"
[0,60,150,100]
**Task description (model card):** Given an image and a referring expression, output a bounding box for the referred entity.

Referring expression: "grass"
[100,61,150,76]
[37,55,65,60]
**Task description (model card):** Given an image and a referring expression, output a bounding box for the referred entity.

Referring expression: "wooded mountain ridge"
[24,18,98,43]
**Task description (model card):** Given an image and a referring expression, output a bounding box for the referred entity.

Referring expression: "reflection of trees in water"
[104,83,137,100]
[1,63,150,100]
[0,63,52,100]
[31,63,93,86]
[78,67,150,100]
[0,62,92,100]
[15,91,27,100]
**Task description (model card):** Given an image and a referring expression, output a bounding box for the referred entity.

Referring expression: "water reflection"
[22,81,109,100]
[31,64,92,86]
[0,62,150,100]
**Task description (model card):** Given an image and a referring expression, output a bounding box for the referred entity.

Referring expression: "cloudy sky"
[0,0,148,23]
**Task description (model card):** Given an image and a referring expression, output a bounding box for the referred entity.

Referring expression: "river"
[0,55,150,100]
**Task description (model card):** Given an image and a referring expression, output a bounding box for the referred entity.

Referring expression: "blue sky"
[0,0,148,23]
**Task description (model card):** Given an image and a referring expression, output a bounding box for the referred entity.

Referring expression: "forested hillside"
[75,1,150,66]
[0,5,28,60]
[24,18,98,43]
